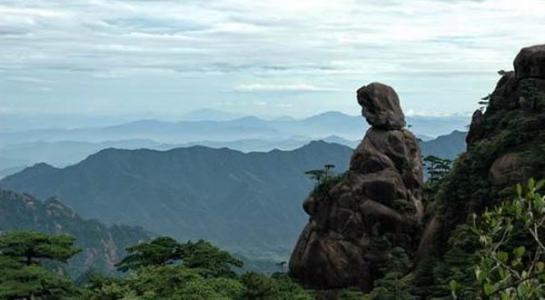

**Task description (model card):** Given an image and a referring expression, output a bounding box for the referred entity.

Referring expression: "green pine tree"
[0,231,80,300]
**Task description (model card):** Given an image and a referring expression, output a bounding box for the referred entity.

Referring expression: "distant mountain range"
[0,111,469,147]
[0,137,347,170]
[0,129,467,179]
[0,141,354,258]
[420,130,467,160]
[0,189,150,277]
[0,110,469,179]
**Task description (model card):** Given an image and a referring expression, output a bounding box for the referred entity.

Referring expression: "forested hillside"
[0,141,353,258]
[0,190,150,277]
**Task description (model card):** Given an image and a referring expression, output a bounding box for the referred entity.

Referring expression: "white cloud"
[234,83,339,92]
[3,0,543,76]
[0,0,544,119]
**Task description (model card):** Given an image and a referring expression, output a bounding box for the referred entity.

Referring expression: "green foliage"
[437,97,545,251]
[364,273,415,300]
[117,237,242,278]
[463,179,545,299]
[422,225,480,298]
[0,230,80,265]
[79,273,130,300]
[305,164,336,184]
[364,246,415,300]
[240,272,278,299]
[80,236,310,299]
[82,264,311,300]
[520,79,545,111]
[182,240,243,278]
[116,236,185,272]
[0,230,311,299]
[305,164,345,197]
[0,231,80,299]
[424,155,452,185]
[0,261,76,300]
[423,155,452,202]
[0,190,150,278]
[240,272,312,300]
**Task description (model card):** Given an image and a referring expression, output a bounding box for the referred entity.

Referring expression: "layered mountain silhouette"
[0,141,353,257]
[419,130,466,160]
[0,111,468,148]
[0,130,466,179]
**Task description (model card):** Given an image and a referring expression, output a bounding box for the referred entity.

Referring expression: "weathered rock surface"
[357,82,406,130]
[465,109,484,148]
[290,83,423,291]
[489,153,526,186]
[514,44,545,79]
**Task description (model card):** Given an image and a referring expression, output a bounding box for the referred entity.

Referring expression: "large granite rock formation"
[290,82,423,291]
[426,44,545,257]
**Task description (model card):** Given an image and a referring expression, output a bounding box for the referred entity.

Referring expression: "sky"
[1,0,545,127]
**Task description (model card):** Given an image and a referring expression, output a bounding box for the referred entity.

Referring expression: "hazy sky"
[1,0,545,123]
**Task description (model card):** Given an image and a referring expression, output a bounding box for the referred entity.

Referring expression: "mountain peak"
[307,111,352,120]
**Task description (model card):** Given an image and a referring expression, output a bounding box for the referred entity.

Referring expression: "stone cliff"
[290,82,424,291]
[435,44,545,251]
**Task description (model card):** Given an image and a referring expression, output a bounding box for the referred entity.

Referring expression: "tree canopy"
[0,231,80,266]
[0,231,80,300]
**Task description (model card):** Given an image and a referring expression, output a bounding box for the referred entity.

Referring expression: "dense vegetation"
[0,232,314,300]
[3,180,543,299]
[0,190,150,278]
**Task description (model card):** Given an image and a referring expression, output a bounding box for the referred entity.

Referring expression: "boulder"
[290,225,372,290]
[514,44,545,79]
[489,153,527,186]
[357,82,406,129]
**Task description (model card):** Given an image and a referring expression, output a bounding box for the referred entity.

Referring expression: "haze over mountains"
[0,129,467,260]
[0,108,468,261]
[0,110,469,178]
[0,111,469,147]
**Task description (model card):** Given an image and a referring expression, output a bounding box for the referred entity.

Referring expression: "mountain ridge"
[0,111,469,148]
[0,141,354,258]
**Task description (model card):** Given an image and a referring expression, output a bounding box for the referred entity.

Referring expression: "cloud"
[2,0,543,77]
[234,83,340,93]
[1,0,545,119]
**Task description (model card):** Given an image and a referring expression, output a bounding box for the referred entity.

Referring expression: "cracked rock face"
[289,83,423,291]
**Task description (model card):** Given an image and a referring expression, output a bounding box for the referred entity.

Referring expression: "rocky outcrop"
[466,44,545,187]
[514,44,545,79]
[465,109,484,147]
[290,83,423,291]
[432,44,545,255]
